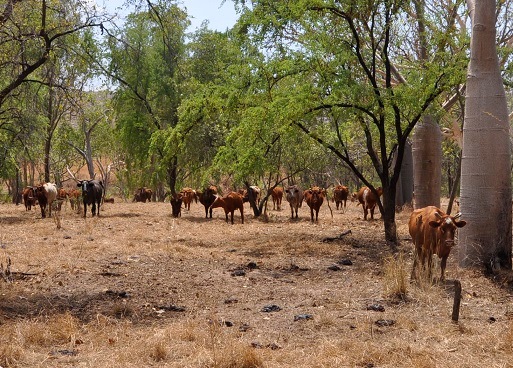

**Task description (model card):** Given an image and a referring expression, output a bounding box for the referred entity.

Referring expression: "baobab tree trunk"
[412,115,442,209]
[411,0,442,210]
[459,0,512,272]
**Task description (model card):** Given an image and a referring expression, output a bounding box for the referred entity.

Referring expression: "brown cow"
[304,186,325,222]
[133,187,152,203]
[409,206,466,281]
[170,192,183,218]
[210,192,244,224]
[68,189,82,212]
[356,186,383,220]
[268,187,284,210]
[56,188,68,211]
[197,185,218,218]
[180,187,197,210]
[333,185,349,211]
[285,185,303,219]
[22,186,37,211]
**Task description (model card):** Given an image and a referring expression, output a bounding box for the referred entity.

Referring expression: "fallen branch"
[322,229,352,242]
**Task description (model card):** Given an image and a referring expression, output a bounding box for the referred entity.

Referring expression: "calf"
[210,192,244,224]
[333,185,349,212]
[268,187,284,210]
[34,182,58,218]
[285,185,303,219]
[304,186,325,222]
[197,185,218,218]
[78,180,104,218]
[68,189,82,212]
[356,186,383,220]
[22,186,37,211]
[409,206,466,281]
[133,187,152,202]
[56,188,68,211]
[170,192,183,218]
[180,187,197,210]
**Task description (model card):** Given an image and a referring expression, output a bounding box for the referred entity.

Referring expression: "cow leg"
[290,205,294,219]
[370,206,374,220]
[310,208,314,222]
[240,207,244,224]
[92,202,97,217]
[315,209,319,221]
[440,256,448,282]
[97,200,101,216]
[363,205,368,220]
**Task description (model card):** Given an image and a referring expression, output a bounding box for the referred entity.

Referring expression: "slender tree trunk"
[382,185,398,252]
[459,0,512,271]
[168,156,178,196]
[412,115,442,209]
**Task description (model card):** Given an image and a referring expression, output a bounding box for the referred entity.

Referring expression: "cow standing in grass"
[78,180,104,218]
[333,185,349,212]
[197,186,217,219]
[285,185,303,219]
[356,186,383,220]
[34,182,58,218]
[210,192,244,224]
[22,187,37,211]
[409,206,466,281]
[304,186,325,222]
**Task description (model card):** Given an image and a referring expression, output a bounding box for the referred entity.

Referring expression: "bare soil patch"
[1,199,512,367]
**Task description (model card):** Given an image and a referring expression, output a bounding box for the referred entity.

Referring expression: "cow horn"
[454,212,462,219]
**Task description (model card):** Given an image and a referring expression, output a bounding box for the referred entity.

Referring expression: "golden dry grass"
[0,198,512,367]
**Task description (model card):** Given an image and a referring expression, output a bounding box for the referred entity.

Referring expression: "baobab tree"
[459,0,512,272]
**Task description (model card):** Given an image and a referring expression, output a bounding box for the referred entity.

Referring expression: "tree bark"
[412,115,442,209]
[459,0,512,271]
[411,0,442,210]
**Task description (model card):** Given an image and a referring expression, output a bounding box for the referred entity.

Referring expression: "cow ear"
[77,182,81,187]
[428,220,442,228]
[455,220,467,228]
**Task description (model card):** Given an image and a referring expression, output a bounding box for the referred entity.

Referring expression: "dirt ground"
[1,196,513,367]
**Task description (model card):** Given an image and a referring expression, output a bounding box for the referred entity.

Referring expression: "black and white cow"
[77,180,104,218]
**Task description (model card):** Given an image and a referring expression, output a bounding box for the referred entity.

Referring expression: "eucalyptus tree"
[459,0,512,272]
[104,1,189,196]
[232,0,465,247]
[0,0,109,186]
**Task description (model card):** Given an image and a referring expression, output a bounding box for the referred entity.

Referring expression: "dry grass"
[1,199,513,367]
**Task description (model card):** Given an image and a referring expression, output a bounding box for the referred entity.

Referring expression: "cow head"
[429,212,466,247]
[306,187,324,202]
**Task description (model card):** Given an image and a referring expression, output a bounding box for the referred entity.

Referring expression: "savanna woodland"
[1,0,513,367]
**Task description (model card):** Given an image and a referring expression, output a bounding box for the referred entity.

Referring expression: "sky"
[100,0,240,32]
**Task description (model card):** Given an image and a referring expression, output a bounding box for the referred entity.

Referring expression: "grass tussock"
[383,252,409,299]
[0,337,23,367]
[22,312,79,347]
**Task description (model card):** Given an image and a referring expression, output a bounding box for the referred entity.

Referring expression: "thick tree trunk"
[395,141,414,208]
[412,115,442,209]
[459,0,512,271]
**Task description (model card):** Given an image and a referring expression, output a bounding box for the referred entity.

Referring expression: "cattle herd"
[18,181,466,282]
